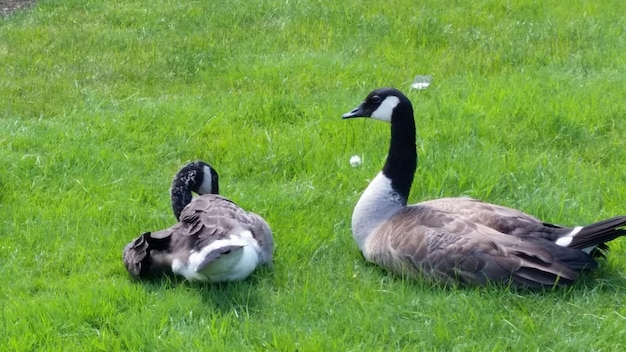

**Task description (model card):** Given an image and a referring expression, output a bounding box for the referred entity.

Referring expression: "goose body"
[343,87,626,288]
[123,161,273,282]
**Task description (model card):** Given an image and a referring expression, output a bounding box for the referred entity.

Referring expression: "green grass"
[2,0,626,350]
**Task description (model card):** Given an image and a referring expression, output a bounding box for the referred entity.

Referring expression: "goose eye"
[371,95,381,104]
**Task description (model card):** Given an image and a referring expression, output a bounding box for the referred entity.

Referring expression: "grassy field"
[2,0,626,350]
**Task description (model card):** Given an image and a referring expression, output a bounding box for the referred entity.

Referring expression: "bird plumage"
[344,87,626,288]
[123,161,273,282]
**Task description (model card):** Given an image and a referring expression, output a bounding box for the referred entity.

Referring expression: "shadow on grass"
[571,267,626,293]
[129,266,275,314]
[363,259,626,296]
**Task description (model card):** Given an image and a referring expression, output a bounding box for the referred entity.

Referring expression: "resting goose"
[343,87,626,288]
[123,161,274,282]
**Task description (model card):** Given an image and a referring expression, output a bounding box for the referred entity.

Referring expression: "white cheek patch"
[197,165,214,194]
[370,96,400,122]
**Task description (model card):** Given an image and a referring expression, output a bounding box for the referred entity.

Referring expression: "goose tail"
[554,216,626,255]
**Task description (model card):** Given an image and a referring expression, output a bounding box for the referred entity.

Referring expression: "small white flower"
[350,155,362,167]
[411,75,432,90]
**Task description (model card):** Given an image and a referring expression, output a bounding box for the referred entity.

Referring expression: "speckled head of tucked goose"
[123,160,274,282]
[343,87,626,289]
[169,160,219,221]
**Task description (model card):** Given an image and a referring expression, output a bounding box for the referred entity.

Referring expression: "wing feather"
[421,197,568,240]
[365,205,583,288]
[173,195,272,257]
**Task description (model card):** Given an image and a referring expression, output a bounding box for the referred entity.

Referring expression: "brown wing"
[124,194,273,278]
[174,195,273,259]
[365,205,581,288]
[421,197,569,241]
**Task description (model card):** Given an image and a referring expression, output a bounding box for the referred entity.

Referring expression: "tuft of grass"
[2,0,626,350]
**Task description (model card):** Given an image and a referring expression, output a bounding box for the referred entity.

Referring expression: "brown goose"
[343,87,626,288]
[123,161,274,282]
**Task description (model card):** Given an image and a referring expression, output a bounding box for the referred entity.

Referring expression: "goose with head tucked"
[123,161,274,282]
[343,87,626,289]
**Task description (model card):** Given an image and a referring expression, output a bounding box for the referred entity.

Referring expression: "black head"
[173,160,219,195]
[170,160,219,220]
[342,87,417,203]
[342,87,412,123]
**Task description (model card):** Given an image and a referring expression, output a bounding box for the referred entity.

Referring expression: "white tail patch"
[555,226,583,247]
[171,230,261,282]
[198,245,257,282]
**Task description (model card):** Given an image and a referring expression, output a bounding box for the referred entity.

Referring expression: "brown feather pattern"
[364,205,585,288]
[123,194,273,280]
[344,88,626,289]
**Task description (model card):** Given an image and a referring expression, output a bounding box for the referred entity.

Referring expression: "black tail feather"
[567,216,626,250]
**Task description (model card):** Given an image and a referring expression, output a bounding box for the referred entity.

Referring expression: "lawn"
[2,0,626,350]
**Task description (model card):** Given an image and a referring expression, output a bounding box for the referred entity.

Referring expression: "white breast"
[351,172,404,252]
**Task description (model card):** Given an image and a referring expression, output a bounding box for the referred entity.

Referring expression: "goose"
[123,161,274,282]
[342,87,626,288]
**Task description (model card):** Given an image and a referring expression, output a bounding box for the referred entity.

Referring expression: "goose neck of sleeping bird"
[170,178,193,221]
[351,99,417,251]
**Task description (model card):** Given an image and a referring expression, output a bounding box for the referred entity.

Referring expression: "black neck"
[170,178,193,221]
[382,102,417,205]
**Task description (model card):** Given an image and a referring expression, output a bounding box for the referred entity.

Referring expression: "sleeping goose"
[342,87,626,288]
[123,161,274,282]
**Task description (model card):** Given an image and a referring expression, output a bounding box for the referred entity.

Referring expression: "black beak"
[342,103,366,119]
